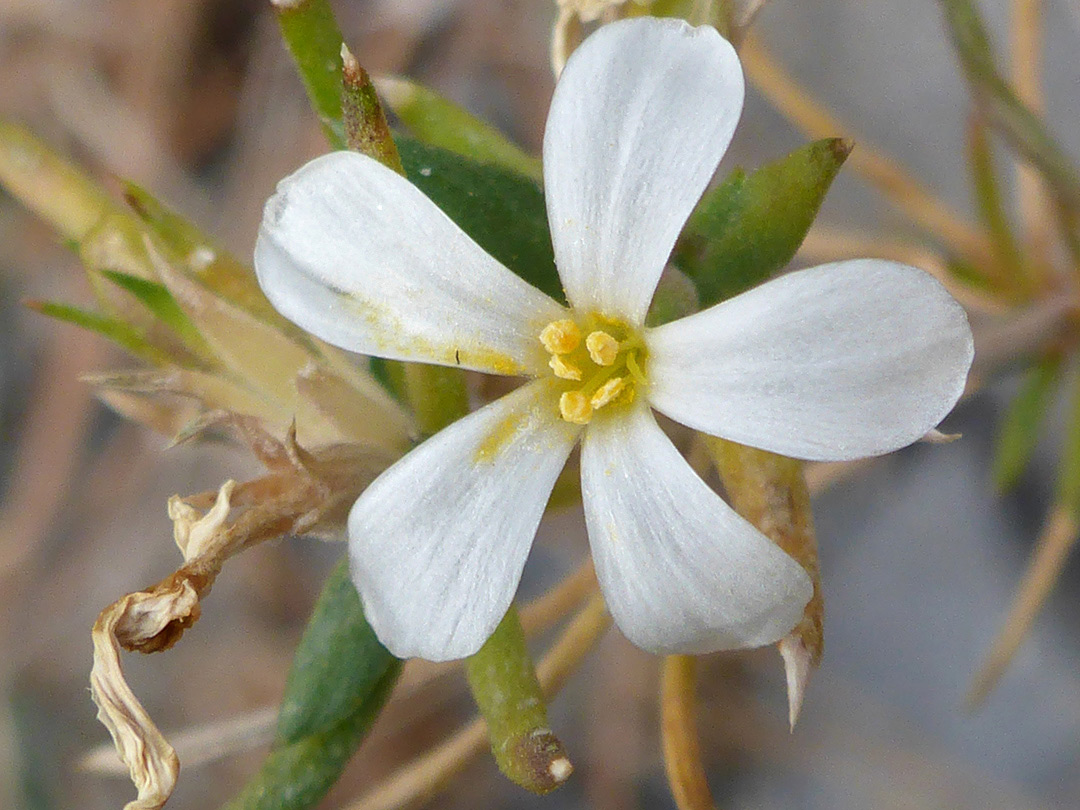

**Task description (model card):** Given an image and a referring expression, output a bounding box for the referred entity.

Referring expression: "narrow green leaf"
[276,559,397,744]
[273,0,561,304]
[403,363,469,437]
[375,75,542,181]
[399,137,563,303]
[966,114,1025,288]
[342,47,403,172]
[224,559,401,810]
[99,270,213,358]
[645,266,700,327]
[993,354,1062,492]
[340,47,474,435]
[465,607,571,795]
[675,138,852,307]
[123,183,293,329]
[946,256,998,292]
[222,665,400,810]
[940,0,1080,214]
[26,300,170,365]
[0,120,118,242]
[274,0,347,148]
[1056,377,1080,512]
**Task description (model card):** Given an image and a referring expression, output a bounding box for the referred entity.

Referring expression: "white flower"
[254,18,973,662]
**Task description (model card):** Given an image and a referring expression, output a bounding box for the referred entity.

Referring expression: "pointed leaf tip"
[677,138,852,306]
[779,634,812,730]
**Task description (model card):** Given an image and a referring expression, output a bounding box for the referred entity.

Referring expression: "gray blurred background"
[1,1,1079,808]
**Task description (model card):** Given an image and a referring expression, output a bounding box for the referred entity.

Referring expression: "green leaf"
[341,48,403,172]
[224,559,401,810]
[222,666,400,810]
[966,114,1023,286]
[398,137,563,303]
[271,0,561,304]
[276,559,397,744]
[946,256,998,292]
[99,270,213,357]
[274,0,347,148]
[376,76,542,181]
[0,120,118,242]
[1056,377,1080,512]
[993,354,1062,492]
[940,0,1080,214]
[123,183,294,330]
[26,300,170,365]
[675,138,852,307]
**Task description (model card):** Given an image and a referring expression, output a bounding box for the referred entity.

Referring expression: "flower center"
[538,315,646,424]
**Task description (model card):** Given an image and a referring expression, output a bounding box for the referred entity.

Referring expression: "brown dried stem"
[89,423,385,809]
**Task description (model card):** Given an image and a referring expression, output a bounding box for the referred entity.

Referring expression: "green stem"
[464,606,572,795]
[274,0,347,147]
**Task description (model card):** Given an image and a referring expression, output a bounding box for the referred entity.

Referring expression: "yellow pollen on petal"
[549,354,582,381]
[585,330,619,366]
[590,376,626,410]
[559,390,593,424]
[539,319,581,355]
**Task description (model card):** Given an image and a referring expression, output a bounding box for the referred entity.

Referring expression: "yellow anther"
[585,330,619,366]
[540,319,581,355]
[590,376,626,410]
[559,390,593,424]
[549,354,582,381]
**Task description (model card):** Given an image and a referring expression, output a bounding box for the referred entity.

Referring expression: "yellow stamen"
[540,319,582,355]
[585,330,618,366]
[549,354,582,381]
[559,390,593,424]
[590,376,626,410]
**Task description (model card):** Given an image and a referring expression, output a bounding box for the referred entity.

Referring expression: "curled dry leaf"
[90,424,393,810]
[91,591,184,810]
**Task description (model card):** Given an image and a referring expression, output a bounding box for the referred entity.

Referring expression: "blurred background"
[1,1,1080,808]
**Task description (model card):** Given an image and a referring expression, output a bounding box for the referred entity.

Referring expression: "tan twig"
[740,35,994,266]
[660,656,714,810]
[1011,0,1056,265]
[967,504,1080,708]
[519,558,597,635]
[80,706,279,776]
[345,594,610,810]
[0,327,102,581]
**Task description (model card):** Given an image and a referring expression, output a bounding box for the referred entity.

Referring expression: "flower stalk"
[660,655,715,810]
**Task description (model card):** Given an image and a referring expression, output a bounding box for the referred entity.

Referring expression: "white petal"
[580,405,812,654]
[543,18,743,325]
[349,380,580,661]
[256,151,565,376]
[647,261,974,461]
